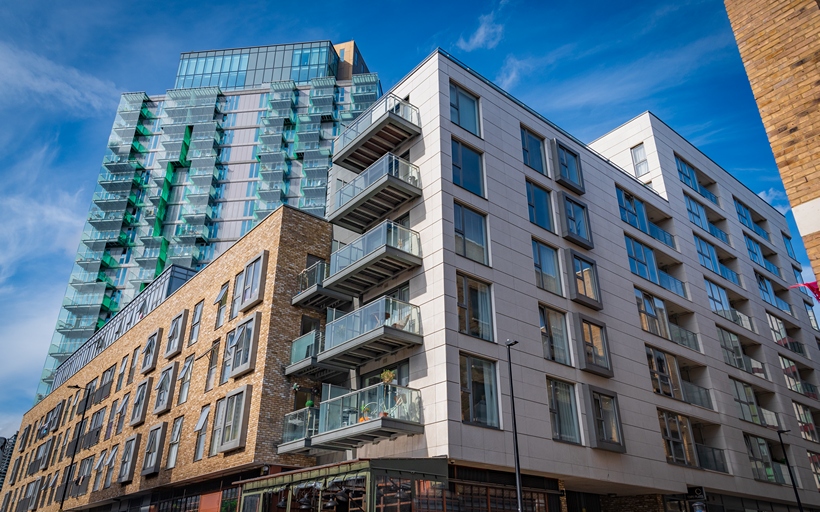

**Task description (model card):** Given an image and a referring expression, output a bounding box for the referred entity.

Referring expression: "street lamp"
[59,384,90,512]
[506,339,523,512]
[776,429,804,512]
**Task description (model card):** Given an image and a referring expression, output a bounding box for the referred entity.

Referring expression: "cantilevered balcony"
[318,297,422,369]
[98,171,138,192]
[323,221,421,296]
[87,210,125,231]
[333,94,421,172]
[291,262,353,310]
[278,384,423,454]
[285,330,347,380]
[327,154,422,233]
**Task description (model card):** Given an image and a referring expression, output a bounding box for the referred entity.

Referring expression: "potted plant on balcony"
[379,370,396,417]
[359,403,371,422]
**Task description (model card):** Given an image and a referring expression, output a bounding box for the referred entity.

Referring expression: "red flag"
[789,281,820,302]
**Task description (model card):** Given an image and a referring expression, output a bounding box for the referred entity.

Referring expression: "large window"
[230,271,244,320]
[554,142,584,193]
[153,362,177,415]
[141,422,166,476]
[635,289,669,339]
[579,316,611,376]
[631,143,648,176]
[454,203,488,264]
[459,354,499,428]
[521,127,544,173]
[809,452,820,490]
[193,405,210,461]
[570,252,601,309]
[118,435,139,483]
[586,386,624,452]
[784,233,797,260]
[141,332,159,374]
[166,417,184,469]
[745,234,764,266]
[806,302,819,331]
[457,274,493,341]
[539,306,570,365]
[526,181,552,231]
[562,195,592,248]
[532,240,561,294]
[214,385,251,453]
[449,83,479,136]
[214,283,229,329]
[657,410,696,466]
[685,195,708,231]
[645,346,682,399]
[130,378,151,427]
[115,355,128,392]
[624,236,658,283]
[165,311,186,358]
[547,379,580,443]
[617,188,648,233]
[205,341,219,391]
[177,355,194,405]
[229,313,259,378]
[730,378,761,424]
[704,279,731,314]
[793,402,819,443]
[103,445,117,488]
[211,398,226,457]
[239,252,266,311]
[694,235,719,273]
[452,139,483,196]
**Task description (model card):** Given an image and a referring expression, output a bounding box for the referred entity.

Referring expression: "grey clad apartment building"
[12,42,820,512]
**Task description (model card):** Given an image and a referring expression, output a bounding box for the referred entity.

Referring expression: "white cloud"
[0,40,119,114]
[757,187,791,215]
[457,13,504,52]
[494,45,576,90]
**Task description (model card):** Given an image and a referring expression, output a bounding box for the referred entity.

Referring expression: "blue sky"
[0,0,812,435]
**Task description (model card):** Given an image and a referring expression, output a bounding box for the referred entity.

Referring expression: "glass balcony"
[695,444,728,473]
[708,222,729,245]
[291,261,353,310]
[718,263,741,287]
[752,460,791,485]
[97,171,137,192]
[763,259,781,278]
[668,323,699,351]
[284,330,347,379]
[327,153,422,233]
[648,222,676,249]
[55,317,99,335]
[333,94,422,172]
[658,270,687,298]
[281,407,319,444]
[681,380,713,409]
[174,223,210,242]
[319,297,422,368]
[776,336,806,357]
[697,185,718,206]
[789,380,819,400]
[742,355,768,380]
[759,407,780,428]
[323,221,422,296]
[714,307,754,332]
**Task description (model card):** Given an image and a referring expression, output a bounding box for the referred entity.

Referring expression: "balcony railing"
[752,460,791,485]
[776,336,806,357]
[324,297,421,351]
[708,222,729,245]
[763,259,781,278]
[697,185,718,206]
[335,94,420,154]
[759,406,780,428]
[681,380,712,409]
[789,380,819,400]
[742,355,768,380]
[668,323,699,351]
[695,444,728,473]
[282,407,319,443]
[329,221,421,276]
[297,261,328,295]
[658,270,687,298]
[290,330,324,365]
[317,383,421,434]
[714,307,754,332]
[330,154,420,214]
[765,295,792,315]
[648,222,676,249]
[718,264,741,287]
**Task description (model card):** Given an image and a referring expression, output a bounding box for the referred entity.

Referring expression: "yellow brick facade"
[0,205,331,512]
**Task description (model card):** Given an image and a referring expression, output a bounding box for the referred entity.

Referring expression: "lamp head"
[506,339,519,347]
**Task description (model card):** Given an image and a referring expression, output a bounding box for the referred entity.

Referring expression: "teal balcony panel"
[319,297,422,368]
[291,261,353,310]
[333,94,421,172]
[327,153,422,234]
[648,222,676,250]
[284,330,348,380]
[323,221,422,296]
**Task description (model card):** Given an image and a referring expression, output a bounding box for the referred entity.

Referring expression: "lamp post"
[59,384,90,512]
[776,429,804,512]
[506,339,523,512]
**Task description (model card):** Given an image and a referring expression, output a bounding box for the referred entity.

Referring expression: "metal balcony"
[695,444,728,473]
[291,261,353,310]
[323,221,422,296]
[327,154,422,233]
[87,210,125,231]
[333,94,421,172]
[276,407,320,454]
[285,330,347,380]
[318,297,422,369]
[98,171,138,192]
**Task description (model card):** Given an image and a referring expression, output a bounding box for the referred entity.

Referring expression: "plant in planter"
[379,369,397,417]
[359,403,371,422]
[380,369,396,384]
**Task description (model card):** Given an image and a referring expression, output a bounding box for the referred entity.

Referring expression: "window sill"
[461,421,501,431]
[457,330,495,344]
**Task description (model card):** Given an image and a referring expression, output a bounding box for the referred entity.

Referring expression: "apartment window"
[214,282,229,328]
[539,306,570,365]
[635,289,670,339]
[92,449,106,492]
[526,181,552,231]
[230,313,260,378]
[569,252,602,309]
[210,399,226,457]
[189,300,203,345]
[645,346,682,400]
[130,378,151,427]
[553,141,584,194]
[230,271,244,319]
[807,303,820,331]
[735,199,768,238]
[177,355,194,405]
[745,434,778,483]
[205,341,219,391]
[85,407,105,449]
[717,328,744,369]
[75,456,93,496]
[127,347,139,385]
[103,445,117,489]
[115,393,129,434]
[745,234,764,266]
[117,434,140,483]
[521,127,545,173]
[104,400,116,440]
[165,311,187,358]
[141,331,159,374]
[685,195,709,231]
[794,402,819,443]
[193,406,210,461]
[809,452,820,490]
[459,354,499,428]
[220,334,233,385]
[730,378,761,424]
[585,386,624,452]
[115,355,128,392]
[166,417,184,469]
[454,203,488,264]
[631,143,648,176]
[456,274,493,341]
[617,188,648,233]
[240,252,267,311]
[141,422,166,476]
[216,385,252,452]
[562,195,592,248]
[784,233,797,260]
[676,156,698,190]
[578,316,611,377]
[153,362,177,415]
[704,279,731,314]
[547,379,580,443]
[695,235,719,273]
[657,409,695,466]
[532,240,561,295]
[624,236,658,283]
[449,83,479,136]
[781,355,803,394]
[452,139,483,196]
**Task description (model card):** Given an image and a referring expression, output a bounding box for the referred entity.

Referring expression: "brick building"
[724,0,820,278]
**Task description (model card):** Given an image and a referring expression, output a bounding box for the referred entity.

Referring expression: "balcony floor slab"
[310,417,424,450]
[328,175,422,234]
[323,246,422,296]
[333,112,421,172]
[318,325,423,368]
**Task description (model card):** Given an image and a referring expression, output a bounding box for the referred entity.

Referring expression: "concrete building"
[723,0,820,279]
[38,40,379,399]
[6,47,820,512]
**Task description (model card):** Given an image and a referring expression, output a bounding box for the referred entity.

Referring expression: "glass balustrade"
[718,264,741,286]
[714,308,754,331]
[317,383,421,434]
[708,223,729,244]
[648,222,676,249]
[742,355,768,380]
[296,261,329,295]
[329,221,420,276]
[331,154,420,213]
[668,323,699,351]
[324,297,421,351]
[335,94,420,153]
[695,444,728,473]
[289,331,324,365]
[759,407,780,428]
[658,270,687,298]
[681,380,712,409]
[282,407,319,443]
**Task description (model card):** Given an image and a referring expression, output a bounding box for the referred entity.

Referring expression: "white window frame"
[103,445,118,489]
[193,405,210,461]
[229,312,260,379]
[239,251,267,312]
[166,417,184,469]
[215,385,252,453]
[214,283,229,329]
[189,300,204,345]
